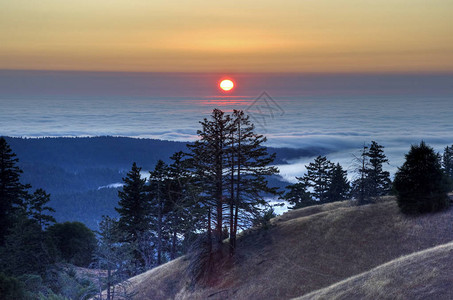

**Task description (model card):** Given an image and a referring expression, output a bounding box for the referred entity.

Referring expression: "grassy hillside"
[119,197,453,299]
[298,241,453,300]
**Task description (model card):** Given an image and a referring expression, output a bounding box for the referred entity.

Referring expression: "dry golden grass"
[296,241,453,300]
[118,197,453,299]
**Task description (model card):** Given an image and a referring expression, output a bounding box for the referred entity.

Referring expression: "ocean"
[1,70,453,181]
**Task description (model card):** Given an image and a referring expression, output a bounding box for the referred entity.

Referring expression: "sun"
[219,79,234,92]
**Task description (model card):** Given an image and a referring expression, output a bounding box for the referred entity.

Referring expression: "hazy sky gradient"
[1,0,452,72]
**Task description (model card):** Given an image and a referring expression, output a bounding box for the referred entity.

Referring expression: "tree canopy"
[394,141,450,214]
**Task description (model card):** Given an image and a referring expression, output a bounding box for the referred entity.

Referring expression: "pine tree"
[1,216,54,276]
[282,177,315,209]
[327,163,350,202]
[228,110,279,254]
[0,137,30,244]
[148,160,171,265]
[115,162,150,272]
[166,151,198,260]
[442,145,453,189]
[351,144,371,205]
[283,160,349,207]
[352,141,391,205]
[26,188,56,229]
[394,141,450,214]
[304,156,335,202]
[367,141,391,197]
[186,109,232,249]
[186,109,278,256]
[116,162,150,240]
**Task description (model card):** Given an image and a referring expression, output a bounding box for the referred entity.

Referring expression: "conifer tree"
[442,145,453,189]
[115,162,150,272]
[282,177,315,209]
[351,144,371,205]
[116,162,150,240]
[304,155,335,202]
[166,151,198,260]
[352,141,391,204]
[186,109,278,255]
[394,141,450,214]
[228,110,279,254]
[186,109,232,249]
[367,141,391,197]
[26,188,56,229]
[0,137,30,244]
[1,216,54,276]
[148,160,170,265]
[327,163,350,202]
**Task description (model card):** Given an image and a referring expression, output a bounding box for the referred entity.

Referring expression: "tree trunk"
[157,182,162,265]
[229,142,235,255]
[171,229,177,260]
[207,207,212,252]
[215,137,224,245]
[232,121,241,254]
[107,267,111,300]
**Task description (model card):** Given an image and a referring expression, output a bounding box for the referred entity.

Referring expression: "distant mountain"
[3,136,326,229]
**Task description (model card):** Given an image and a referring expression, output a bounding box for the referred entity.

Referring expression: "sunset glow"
[1,0,452,73]
[219,79,234,92]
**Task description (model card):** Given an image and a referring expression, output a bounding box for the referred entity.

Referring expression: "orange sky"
[1,0,452,73]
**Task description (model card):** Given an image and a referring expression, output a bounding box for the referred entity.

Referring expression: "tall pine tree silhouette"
[0,137,30,244]
[115,162,150,272]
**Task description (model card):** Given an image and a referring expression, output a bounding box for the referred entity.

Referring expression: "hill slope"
[297,241,453,300]
[120,198,453,299]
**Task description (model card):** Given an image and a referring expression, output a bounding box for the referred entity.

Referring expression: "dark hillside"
[117,198,453,299]
[2,136,322,229]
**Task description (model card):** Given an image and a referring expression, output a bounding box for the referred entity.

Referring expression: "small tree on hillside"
[351,141,391,205]
[367,141,391,197]
[283,159,349,207]
[442,145,453,190]
[115,162,150,273]
[394,141,450,214]
[327,163,350,202]
[351,144,371,205]
[304,156,335,203]
[282,177,316,209]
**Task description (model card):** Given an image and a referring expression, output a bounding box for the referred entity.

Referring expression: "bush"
[0,273,27,300]
[47,222,97,267]
[252,208,276,230]
[394,142,450,214]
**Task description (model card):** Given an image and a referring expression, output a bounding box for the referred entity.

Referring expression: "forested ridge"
[3,136,325,229]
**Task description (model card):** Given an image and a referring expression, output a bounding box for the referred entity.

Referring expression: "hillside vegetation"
[119,197,453,299]
[3,136,321,229]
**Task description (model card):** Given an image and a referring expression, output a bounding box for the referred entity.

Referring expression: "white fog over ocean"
[1,70,453,182]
